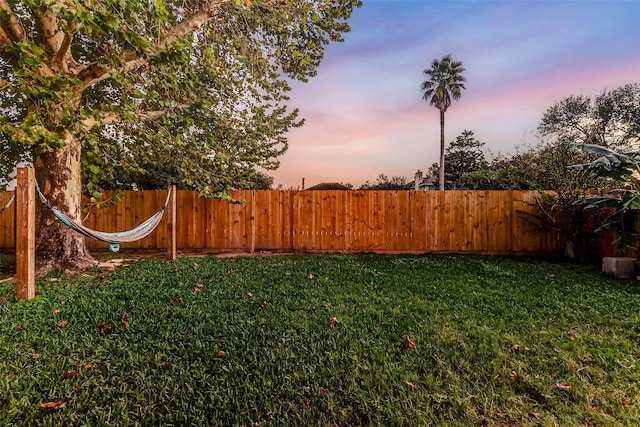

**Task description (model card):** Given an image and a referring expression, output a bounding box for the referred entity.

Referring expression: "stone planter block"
[602,257,636,279]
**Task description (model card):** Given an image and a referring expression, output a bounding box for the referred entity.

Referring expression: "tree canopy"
[359,173,413,190]
[0,0,361,273]
[538,83,640,150]
[1,0,361,194]
[443,129,486,187]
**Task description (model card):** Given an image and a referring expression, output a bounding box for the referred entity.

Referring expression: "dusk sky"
[273,0,640,189]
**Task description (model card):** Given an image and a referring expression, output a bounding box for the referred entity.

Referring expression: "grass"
[0,253,13,281]
[1,253,639,426]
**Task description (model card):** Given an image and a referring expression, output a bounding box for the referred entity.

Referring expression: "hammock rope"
[35,181,171,252]
[0,194,15,215]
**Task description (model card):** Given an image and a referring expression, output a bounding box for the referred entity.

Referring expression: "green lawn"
[1,253,639,426]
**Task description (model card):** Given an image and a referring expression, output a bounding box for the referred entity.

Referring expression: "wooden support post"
[167,185,177,261]
[16,168,35,300]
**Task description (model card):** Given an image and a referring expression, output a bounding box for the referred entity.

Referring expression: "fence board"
[2,189,626,258]
[0,191,16,250]
[408,192,427,251]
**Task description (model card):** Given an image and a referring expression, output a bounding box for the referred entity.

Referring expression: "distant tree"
[443,130,486,188]
[359,174,413,190]
[456,169,496,190]
[427,162,440,179]
[96,165,274,191]
[488,151,538,190]
[421,54,466,190]
[95,163,188,191]
[246,172,275,190]
[538,83,640,149]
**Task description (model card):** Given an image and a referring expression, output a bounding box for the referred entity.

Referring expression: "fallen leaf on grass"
[307,273,314,280]
[171,298,183,305]
[162,361,172,368]
[61,370,79,381]
[56,320,67,328]
[84,363,94,369]
[40,400,66,410]
[329,317,339,328]
[284,272,291,276]
[193,288,201,295]
[16,325,26,331]
[404,336,415,349]
[531,412,542,419]
[195,283,204,288]
[247,291,253,297]
[52,309,61,314]
[510,344,520,353]
[225,269,234,276]
[215,350,225,358]
[510,371,519,382]
[97,322,112,335]
[65,283,74,289]
[31,353,39,359]
[555,382,572,390]
[406,381,414,389]
[261,301,269,309]
[193,263,199,270]
[122,313,129,328]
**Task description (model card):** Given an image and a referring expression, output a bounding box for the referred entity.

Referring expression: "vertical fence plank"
[0,190,16,250]
[167,186,177,260]
[347,191,364,251]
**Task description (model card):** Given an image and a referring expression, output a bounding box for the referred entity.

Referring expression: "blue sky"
[273,0,640,188]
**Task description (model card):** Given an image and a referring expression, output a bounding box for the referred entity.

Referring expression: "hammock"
[36,182,171,252]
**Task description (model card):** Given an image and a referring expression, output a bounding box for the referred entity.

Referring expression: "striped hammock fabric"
[35,181,170,252]
[50,207,165,244]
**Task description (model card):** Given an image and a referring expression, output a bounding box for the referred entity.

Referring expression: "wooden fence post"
[167,185,177,261]
[16,168,35,300]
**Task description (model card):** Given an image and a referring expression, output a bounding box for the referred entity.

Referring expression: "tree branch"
[159,0,231,49]
[56,21,76,71]
[37,5,80,74]
[0,0,27,45]
[38,8,61,58]
[81,104,189,131]
[76,1,231,95]
[0,22,12,46]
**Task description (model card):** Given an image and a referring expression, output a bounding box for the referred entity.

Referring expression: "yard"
[1,253,639,426]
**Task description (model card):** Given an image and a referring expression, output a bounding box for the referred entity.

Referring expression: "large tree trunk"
[33,131,97,276]
[439,109,445,190]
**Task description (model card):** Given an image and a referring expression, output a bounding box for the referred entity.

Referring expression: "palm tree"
[421,55,466,190]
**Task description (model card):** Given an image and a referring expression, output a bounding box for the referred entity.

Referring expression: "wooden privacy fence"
[1,189,570,256]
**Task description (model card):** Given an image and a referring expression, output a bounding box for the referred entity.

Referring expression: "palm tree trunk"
[439,109,446,190]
